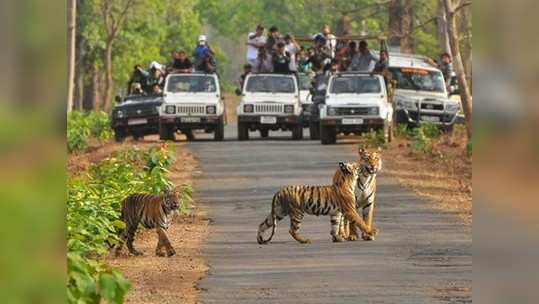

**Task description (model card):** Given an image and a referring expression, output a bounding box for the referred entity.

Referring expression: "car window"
[166,75,217,93]
[330,76,381,94]
[246,76,296,93]
[389,67,445,93]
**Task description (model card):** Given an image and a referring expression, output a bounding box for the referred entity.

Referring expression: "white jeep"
[389,53,462,130]
[236,73,303,140]
[159,73,225,141]
[319,72,393,145]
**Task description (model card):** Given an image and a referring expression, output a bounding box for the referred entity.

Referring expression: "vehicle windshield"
[389,67,445,93]
[246,76,296,93]
[298,74,312,90]
[166,75,217,93]
[330,76,381,94]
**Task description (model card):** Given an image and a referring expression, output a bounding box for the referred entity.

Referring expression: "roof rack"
[294,34,387,42]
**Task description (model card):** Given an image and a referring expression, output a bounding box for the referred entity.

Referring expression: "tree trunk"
[388,0,402,50]
[67,0,77,112]
[437,0,452,55]
[388,0,415,53]
[457,5,472,90]
[91,64,101,111]
[444,0,472,139]
[103,40,113,113]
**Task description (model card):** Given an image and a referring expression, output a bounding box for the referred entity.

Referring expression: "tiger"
[115,189,180,257]
[256,161,378,244]
[338,147,382,241]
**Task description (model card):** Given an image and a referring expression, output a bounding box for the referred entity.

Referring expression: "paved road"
[188,126,471,304]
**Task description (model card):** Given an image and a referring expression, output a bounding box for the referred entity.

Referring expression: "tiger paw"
[155,251,166,257]
[348,234,359,241]
[166,249,176,257]
[332,235,345,243]
[130,250,144,256]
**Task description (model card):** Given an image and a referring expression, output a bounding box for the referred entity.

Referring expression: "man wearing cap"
[246,25,267,67]
[193,35,214,69]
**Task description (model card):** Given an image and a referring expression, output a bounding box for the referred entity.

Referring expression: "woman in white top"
[284,34,301,72]
[246,25,267,66]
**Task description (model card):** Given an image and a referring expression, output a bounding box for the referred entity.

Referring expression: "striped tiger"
[339,147,382,241]
[257,161,378,244]
[115,189,180,257]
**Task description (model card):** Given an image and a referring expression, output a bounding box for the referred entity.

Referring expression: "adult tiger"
[339,147,382,241]
[256,162,378,244]
[115,189,180,257]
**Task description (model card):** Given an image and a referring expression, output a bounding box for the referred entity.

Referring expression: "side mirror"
[235,88,242,96]
[115,95,122,103]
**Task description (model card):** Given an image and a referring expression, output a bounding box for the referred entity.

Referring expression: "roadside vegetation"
[67,143,192,303]
[67,111,113,153]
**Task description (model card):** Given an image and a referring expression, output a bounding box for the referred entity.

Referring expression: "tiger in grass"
[115,189,180,257]
[338,147,382,241]
[257,161,378,244]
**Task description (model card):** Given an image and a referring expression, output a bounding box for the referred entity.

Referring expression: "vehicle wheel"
[133,133,143,141]
[159,123,175,141]
[259,129,269,138]
[292,124,303,140]
[309,121,320,140]
[320,125,336,145]
[214,118,224,141]
[238,122,249,141]
[114,129,126,142]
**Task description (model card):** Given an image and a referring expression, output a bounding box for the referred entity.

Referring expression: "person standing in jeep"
[273,42,292,74]
[168,50,193,74]
[246,25,267,67]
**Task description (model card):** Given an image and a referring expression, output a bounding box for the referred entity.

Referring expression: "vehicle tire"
[214,118,224,141]
[238,122,249,141]
[159,123,175,141]
[259,129,269,138]
[320,125,336,145]
[133,133,143,141]
[309,121,320,140]
[292,124,303,140]
[114,129,126,142]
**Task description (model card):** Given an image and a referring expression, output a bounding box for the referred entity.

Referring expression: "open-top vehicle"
[236,73,303,140]
[319,72,393,145]
[159,73,225,141]
[298,72,314,128]
[111,94,163,142]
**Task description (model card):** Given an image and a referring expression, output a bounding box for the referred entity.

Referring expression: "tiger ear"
[339,161,346,171]
[358,146,366,155]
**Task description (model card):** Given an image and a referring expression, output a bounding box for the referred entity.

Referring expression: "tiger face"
[358,147,382,175]
[163,189,180,211]
[338,161,360,177]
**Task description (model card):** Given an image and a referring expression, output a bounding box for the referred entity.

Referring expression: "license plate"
[260,116,277,124]
[342,118,364,125]
[421,116,440,122]
[128,118,148,125]
[181,117,201,123]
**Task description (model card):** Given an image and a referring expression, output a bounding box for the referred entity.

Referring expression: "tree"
[67,0,77,112]
[444,0,472,139]
[388,0,415,53]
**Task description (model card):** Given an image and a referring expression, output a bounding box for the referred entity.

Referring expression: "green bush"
[466,141,472,158]
[419,123,442,139]
[411,127,433,154]
[67,144,190,303]
[362,129,386,149]
[395,123,410,138]
[67,111,113,153]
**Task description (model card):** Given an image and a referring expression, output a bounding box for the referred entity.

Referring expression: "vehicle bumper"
[111,116,160,135]
[159,115,223,129]
[396,108,458,126]
[320,117,385,132]
[238,115,301,129]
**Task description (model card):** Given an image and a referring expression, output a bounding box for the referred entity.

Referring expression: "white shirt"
[246,33,267,61]
[285,43,299,72]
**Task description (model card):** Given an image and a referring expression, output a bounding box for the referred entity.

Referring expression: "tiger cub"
[257,162,378,244]
[339,147,382,241]
[115,189,180,257]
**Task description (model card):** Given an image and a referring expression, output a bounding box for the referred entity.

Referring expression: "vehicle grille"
[125,106,156,117]
[254,103,283,113]
[176,104,206,114]
[420,103,444,111]
[334,107,371,115]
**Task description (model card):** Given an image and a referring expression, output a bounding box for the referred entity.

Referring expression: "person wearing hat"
[193,35,214,69]
[246,25,267,67]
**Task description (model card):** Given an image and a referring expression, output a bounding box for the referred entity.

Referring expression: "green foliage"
[363,129,386,149]
[466,141,472,158]
[395,123,411,138]
[411,127,433,154]
[67,111,113,153]
[67,144,189,302]
[420,123,442,139]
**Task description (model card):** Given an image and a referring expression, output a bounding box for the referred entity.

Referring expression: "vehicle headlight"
[284,105,294,114]
[367,107,379,115]
[327,107,336,116]
[165,105,176,114]
[446,102,461,112]
[243,104,254,113]
[116,110,125,118]
[206,105,216,114]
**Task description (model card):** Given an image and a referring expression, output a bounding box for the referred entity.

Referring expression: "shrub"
[67,144,189,303]
[395,123,410,138]
[411,127,433,154]
[67,111,113,153]
[419,123,442,139]
[363,129,386,149]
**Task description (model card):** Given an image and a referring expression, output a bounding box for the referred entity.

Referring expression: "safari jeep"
[236,73,303,140]
[298,72,314,128]
[389,53,462,130]
[159,73,225,141]
[319,72,393,145]
[111,94,163,142]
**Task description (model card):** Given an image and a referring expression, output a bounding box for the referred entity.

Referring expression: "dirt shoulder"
[69,138,209,304]
[382,127,472,224]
